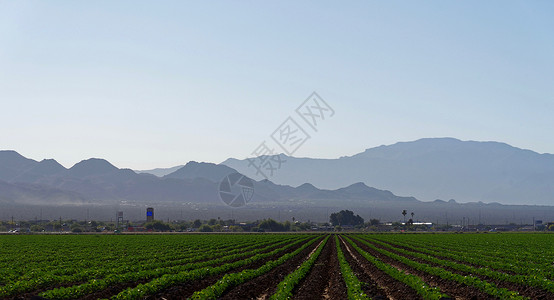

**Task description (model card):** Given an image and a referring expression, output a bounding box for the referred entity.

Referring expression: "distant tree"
[296,222,311,231]
[192,219,202,228]
[283,220,292,231]
[259,219,286,232]
[208,218,217,226]
[229,225,243,232]
[369,219,380,226]
[402,210,407,223]
[391,222,402,230]
[329,210,364,226]
[211,224,222,232]
[30,225,44,232]
[199,224,213,232]
[176,222,189,231]
[145,220,172,232]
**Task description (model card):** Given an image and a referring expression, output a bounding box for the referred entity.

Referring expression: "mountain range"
[0,151,419,206]
[222,138,554,206]
[1,138,553,222]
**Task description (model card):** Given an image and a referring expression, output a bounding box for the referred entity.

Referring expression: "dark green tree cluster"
[144,220,172,232]
[259,219,290,232]
[329,210,364,226]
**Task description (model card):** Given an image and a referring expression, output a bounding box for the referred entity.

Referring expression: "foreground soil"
[219,236,326,300]
[350,236,493,300]
[150,237,321,300]
[292,235,347,300]
[338,236,421,300]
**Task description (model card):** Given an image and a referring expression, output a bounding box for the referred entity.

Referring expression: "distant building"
[116,211,124,229]
[146,207,154,222]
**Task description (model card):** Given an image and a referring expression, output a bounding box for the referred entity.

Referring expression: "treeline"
[146,218,320,232]
[0,218,324,233]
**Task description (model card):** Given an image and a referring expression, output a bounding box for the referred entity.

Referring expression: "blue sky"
[1,1,553,169]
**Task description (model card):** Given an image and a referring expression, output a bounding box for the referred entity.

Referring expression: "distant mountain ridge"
[136,165,185,177]
[222,138,554,205]
[163,161,237,182]
[2,146,554,223]
[0,150,420,206]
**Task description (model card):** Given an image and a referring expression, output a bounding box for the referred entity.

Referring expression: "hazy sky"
[1,1,553,169]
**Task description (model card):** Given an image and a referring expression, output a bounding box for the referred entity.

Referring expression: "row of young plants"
[39,235,311,300]
[1,235,299,297]
[377,233,554,273]
[269,236,329,300]
[343,236,448,300]
[0,234,276,285]
[334,236,369,300]
[187,236,325,300]
[1,235,264,286]
[353,236,527,300]
[370,236,554,291]
[408,237,553,279]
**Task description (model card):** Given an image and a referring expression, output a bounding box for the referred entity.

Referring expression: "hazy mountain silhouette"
[2,149,554,223]
[0,179,87,204]
[136,165,185,177]
[222,138,554,205]
[0,150,41,181]
[66,158,119,178]
[163,161,236,182]
[0,150,424,206]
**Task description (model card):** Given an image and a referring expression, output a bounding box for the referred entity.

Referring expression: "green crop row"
[343,236,447,300]
[38,235,311,300]
[1,236,276,290]
[0,234,283,285]
[335,236,369,300]
[113,235,321,299]
[381,236,554,280]
[367,237,554,293]
[1,236,300,297]
[189,235,325,299]
[269,235,330,300]
[373,233,554,272]
[353,236,527,300]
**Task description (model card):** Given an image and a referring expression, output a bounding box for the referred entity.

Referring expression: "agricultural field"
[0,233,553,299]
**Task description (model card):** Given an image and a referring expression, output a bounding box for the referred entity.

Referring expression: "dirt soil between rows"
[338,236,420,300]
[218,236,325,300]
[149,237,320,300]
[350,236,494,300]
[371,238,554,300]
[292,235,347,300]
